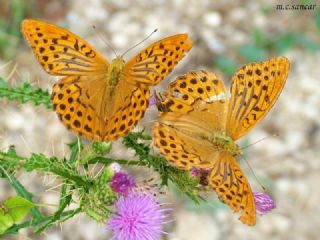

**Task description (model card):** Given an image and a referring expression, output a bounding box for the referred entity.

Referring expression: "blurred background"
[0,0,320,239]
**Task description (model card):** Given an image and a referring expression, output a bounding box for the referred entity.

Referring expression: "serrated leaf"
[0,209,14,234]
[4,196,34,223]
[0,79,52,108]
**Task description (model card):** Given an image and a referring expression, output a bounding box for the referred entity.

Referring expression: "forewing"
[124,34,192,85]
[21,19,108,75]
[226,57,289,140]
[161,70,229,133]
[208,152,256,226]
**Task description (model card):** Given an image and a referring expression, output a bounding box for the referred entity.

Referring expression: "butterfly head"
[111,56,126,67]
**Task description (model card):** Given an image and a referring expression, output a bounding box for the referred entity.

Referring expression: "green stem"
[87,157,146,166]
[0,152,25,163]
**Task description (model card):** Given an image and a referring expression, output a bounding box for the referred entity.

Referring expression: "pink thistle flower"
[190,168,201,177]
[111,172,136,195]
[254,192,276,214]
[108,193,170,240]
[190,168,209,177]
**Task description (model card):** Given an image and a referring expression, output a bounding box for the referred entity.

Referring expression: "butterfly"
[21,19,192,141]
[153,57,290,225]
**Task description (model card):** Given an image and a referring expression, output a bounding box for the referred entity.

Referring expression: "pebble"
[173,210,220,240]
[203,12,222,27]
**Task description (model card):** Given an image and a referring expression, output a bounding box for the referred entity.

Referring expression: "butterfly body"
[153,59,289,225]
[108,56,125,87]
[105,56,125,100]
[206,132,240,156]
[22,19,192,141]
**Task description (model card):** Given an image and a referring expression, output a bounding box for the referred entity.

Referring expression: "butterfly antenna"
[92,25,118,57]
[240,155,266,191]
[121,28,158,58]
[240,134,279,151]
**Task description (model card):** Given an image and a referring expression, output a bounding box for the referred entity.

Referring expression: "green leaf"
[252,29,270,48]
[294,33,320,51]
[35,190,72,233]
[274,32,296,53]
[4,196,33,223]
[68,137,83,162]
[0,209,14,234]
[10,176,43,220]
[238,44,268,61]
[213,56,238,76]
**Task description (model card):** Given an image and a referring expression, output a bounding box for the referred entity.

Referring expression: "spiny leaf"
[68,137,83,163]
[35,186,73,233]
[0,78,52,108]
[23,153,89,187]
[10,177,42,221]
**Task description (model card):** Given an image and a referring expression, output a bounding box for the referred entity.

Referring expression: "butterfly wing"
[52,75,109,140]
[124,34,192,85]
[226,57,289,140]
[103,79,150,141]
[153,70,229,169]
[52,75,149,141]
[160,70,229,133]
[21,19,108,75]
[153,121,217,169]
[208,152,256,226]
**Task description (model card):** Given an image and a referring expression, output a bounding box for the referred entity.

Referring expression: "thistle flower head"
[190,167,210,176]
[111,172,136,195]
[254,192,276,214]
[108,193,170,240]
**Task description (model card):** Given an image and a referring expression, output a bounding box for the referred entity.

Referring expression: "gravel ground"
[1,0,320,239]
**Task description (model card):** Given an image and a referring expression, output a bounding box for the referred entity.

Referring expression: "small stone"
[203,12,221,27]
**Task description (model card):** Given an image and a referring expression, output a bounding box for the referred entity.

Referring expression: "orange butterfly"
[153,58,290,225]
[21,19,192,141]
